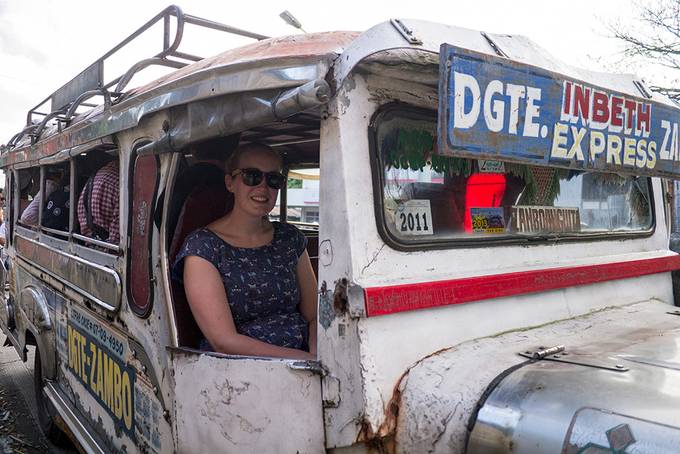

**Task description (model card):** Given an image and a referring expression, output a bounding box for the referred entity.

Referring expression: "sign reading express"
[437,44,680,179]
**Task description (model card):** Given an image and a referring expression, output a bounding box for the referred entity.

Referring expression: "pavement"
[0,334,76,453]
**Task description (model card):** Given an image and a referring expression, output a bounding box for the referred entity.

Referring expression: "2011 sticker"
[396,200,433,235]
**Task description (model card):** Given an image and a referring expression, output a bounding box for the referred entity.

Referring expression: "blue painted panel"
[438,44,680,179]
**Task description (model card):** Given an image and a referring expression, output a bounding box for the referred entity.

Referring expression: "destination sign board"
[438,44,680,179]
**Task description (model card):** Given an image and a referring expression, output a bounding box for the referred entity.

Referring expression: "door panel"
[171,349,324,453]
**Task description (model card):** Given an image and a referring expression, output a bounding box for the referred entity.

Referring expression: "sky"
[0,0,661,147]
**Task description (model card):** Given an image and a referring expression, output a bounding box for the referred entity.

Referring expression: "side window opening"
[374,107,654,246]
[167,137,239,348]
[39,162,71,235]
[168,118,322,351]
[16,168,39,227]
[275,167,320,276]
[273,168,320,227]
[73,149,120,249]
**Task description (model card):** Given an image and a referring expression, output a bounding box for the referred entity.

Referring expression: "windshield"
[375,109,653,244]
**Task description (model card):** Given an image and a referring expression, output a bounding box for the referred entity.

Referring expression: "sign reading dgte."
[438,44,680,179]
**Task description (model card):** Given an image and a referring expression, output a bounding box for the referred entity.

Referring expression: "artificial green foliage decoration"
[382,128,578,205]
[385,129,472,177]
[504,163,537,203]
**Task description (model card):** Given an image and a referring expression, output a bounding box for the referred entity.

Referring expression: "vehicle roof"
[1,31,359,166]
[127,31,359,99]
[1,19,671,167]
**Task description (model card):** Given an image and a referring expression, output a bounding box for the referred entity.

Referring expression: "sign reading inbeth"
[438,44,680,179]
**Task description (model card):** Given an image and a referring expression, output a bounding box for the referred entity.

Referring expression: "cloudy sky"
[0,0,655,145]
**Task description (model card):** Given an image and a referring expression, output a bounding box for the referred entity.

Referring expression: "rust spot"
[355,371,404,453]
[54,414,85,453]
[333,278,348,314]
[356,345,460,450]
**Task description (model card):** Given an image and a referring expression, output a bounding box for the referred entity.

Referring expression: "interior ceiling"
[241,110,320,166]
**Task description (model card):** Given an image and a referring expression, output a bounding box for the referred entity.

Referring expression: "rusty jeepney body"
[1,5,680,453]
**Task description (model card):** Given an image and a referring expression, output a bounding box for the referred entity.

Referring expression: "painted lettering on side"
[67,323,135,434]
[70,307,126,362]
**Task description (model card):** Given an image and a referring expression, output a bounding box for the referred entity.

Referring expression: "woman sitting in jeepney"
[173,143,318,360]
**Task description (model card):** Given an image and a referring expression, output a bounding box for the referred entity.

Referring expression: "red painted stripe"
[364,255,680,317]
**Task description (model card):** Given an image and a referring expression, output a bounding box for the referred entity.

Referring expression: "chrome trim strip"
[15,257,116,312]
[44,383,106,454]
[72,233,120,253]
[14,235,121,311]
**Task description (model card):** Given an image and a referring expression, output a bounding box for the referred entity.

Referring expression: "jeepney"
[2,5,680,453]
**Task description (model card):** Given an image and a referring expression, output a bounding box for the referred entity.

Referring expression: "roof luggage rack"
[6,4,268,149]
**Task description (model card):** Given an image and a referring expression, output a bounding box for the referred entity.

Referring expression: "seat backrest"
[168,163,233,348]
[168,163,233,263]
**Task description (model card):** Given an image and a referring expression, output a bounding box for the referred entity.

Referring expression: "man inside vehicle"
[77,158,119,244]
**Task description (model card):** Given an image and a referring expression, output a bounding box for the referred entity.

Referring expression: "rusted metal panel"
[170,349,325,453]
[390,299,680,453]
[438,44,680,180]
[129,31,359,96]
[51,61,104,113]
[1,32,358,168]
[14,235,122,311]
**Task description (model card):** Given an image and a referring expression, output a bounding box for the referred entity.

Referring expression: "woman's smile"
[249,193,270,203]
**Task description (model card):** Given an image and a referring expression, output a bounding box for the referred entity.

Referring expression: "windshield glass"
[376,109,653,244]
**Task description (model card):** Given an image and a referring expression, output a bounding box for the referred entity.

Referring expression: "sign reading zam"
[438,44,680,179]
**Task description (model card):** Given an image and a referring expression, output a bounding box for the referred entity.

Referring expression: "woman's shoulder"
[184,227,221,245]
[178,228,228,258]
[172,228,225,280]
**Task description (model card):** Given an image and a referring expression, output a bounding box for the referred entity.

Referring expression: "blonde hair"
[225,143,283,174]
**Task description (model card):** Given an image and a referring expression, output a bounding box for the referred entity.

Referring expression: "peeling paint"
[338,75,357,115]
[333,278,349,315]
[319,281,335,330]
[355,366,405,451]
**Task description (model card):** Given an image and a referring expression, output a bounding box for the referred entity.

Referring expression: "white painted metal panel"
[171,350,324,453]
[322,68,677,441]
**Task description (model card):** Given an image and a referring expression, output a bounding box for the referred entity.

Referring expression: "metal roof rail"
[10,4,268,150]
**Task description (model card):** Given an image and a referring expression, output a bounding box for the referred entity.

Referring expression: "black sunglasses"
[232,168,285,190]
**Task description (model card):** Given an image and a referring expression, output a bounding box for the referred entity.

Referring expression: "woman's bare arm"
[296,250,318,355]
[183,255,315,359]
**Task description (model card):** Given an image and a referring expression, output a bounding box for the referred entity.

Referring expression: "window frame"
[368,104,656,251]
[126,141,158,318]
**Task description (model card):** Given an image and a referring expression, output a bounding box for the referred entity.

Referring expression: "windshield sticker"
[478,160,505,173]
[470,207,505,233]
[396,200,433,235]
[511,206,580,233]
[438,44,680,179]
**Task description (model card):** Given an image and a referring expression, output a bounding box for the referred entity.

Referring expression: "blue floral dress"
[173,222,309,351]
